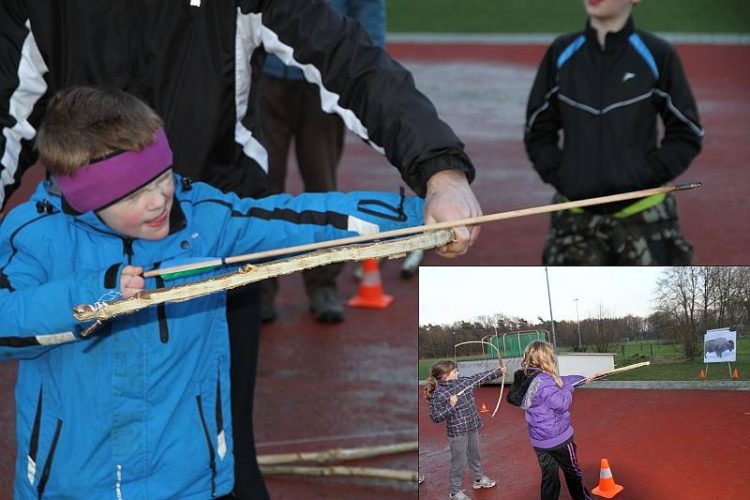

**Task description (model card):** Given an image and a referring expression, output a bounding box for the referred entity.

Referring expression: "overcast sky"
[419,267,667,326]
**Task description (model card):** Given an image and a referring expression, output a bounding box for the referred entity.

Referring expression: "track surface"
[1,41,748,498]
[419,385,750,499]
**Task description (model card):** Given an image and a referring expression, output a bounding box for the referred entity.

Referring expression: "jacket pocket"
[196,395,217,498]
[214,373,227,461]
[26,386,63,498]
[26,388,44,487]
[36,419,63,498]
[26,387,63,498]
[356,189,407,222]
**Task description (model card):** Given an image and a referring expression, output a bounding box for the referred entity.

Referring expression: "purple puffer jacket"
[520,370,586,449]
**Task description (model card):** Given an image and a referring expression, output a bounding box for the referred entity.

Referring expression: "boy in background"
[524,0,703,265]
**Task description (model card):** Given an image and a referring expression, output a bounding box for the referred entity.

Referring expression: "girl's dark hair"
[424,359,456,401]
[36,86,163,175]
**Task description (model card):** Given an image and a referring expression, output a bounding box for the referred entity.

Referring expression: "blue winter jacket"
[263,0,386,81]
[0,174,423,499]
[520,370,585,449]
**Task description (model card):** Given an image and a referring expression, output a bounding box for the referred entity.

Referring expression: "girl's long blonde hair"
[424,359,456,401]
[522,341,563,388]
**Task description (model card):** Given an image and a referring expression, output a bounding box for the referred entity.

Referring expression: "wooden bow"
[453,340,506,417]
[74,229,454,328]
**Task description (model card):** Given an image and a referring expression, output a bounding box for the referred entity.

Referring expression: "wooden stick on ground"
[259,465,418,482]
[257,441,417,465]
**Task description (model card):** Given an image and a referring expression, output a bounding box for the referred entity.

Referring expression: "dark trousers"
[258,74,344,298]
[534,438,592,500]
[226,284,269,500]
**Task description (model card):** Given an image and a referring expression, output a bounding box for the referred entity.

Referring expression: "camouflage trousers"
[543,193,693,265]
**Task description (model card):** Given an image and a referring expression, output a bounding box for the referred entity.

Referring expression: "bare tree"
[655,267,703,360]
[590,302,618,353]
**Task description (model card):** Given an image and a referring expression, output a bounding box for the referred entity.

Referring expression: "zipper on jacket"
[151,263,170,344]
[122,238,134,264]
[196,395,217,497]
[36,419,63,498]
[154,275,169,343]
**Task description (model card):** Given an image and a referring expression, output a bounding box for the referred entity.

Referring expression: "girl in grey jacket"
[425,359,505,500]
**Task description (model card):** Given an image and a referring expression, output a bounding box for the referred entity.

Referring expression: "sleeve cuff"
[407,152,475,197]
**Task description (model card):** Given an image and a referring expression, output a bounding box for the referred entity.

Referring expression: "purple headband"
[56,128,173,213]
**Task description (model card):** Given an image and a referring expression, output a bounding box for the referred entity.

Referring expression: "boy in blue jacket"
[0,86,425,499]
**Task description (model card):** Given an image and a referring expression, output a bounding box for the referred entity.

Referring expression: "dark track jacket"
[524,18,703,213]
[0,0,473,209]
[264,0,387,80]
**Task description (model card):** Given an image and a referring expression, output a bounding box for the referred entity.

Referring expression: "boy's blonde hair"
[36,86,163,175]
[522,340,563,388]
[423,359,456,401]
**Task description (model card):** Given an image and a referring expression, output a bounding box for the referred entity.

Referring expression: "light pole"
[574,298,582,349]
[544,267,557,349]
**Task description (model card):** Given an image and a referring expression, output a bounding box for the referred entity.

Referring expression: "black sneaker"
[309,287,344,323]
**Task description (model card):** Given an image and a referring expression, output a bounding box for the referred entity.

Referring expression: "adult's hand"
[423,169,482,258]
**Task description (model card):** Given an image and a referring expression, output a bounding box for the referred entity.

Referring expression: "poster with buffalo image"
[703,328,737,363]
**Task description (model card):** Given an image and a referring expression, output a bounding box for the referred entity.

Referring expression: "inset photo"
[419,266,749,499]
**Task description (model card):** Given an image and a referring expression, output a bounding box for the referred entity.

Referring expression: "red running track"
[389,42,750,265]
[419,386,750,499]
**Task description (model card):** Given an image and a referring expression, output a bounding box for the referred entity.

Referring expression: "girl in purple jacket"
[506,341,593,500]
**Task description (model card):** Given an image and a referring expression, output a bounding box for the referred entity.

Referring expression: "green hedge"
[386,0,750,34]
[418,337,749,381]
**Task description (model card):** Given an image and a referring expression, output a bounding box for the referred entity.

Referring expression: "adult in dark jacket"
[259,0,387,323]
[0,1,481,498]
[524,0,703,265]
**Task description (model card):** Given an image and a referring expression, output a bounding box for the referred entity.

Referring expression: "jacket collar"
[585,16,635,53]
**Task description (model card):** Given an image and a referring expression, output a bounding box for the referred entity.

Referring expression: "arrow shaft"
[144,183,699,278]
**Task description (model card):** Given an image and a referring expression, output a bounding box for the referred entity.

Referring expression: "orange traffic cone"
[732,368,739,380]
[348,258,394,309]
[478,402,490,414]
[699,369,706,379]
[591,458,624,498]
